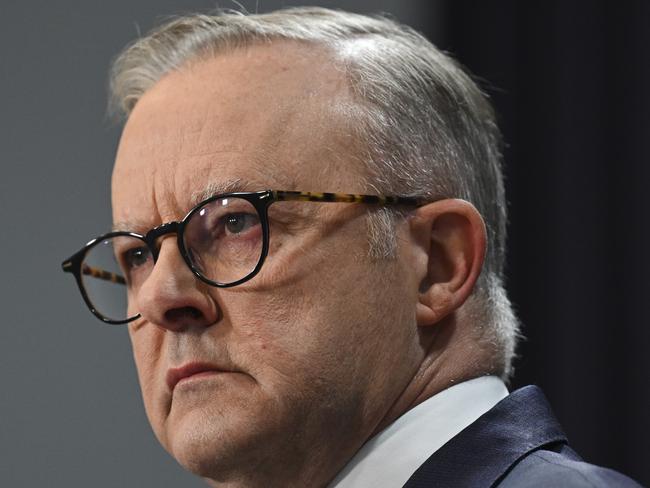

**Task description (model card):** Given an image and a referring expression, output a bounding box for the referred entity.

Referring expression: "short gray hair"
[109,7,520,379]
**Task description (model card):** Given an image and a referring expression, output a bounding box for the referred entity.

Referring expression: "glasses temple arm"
[273,191,424,206]
[81,264,127,285]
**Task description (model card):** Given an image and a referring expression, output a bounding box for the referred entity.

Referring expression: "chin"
[165,404,251,479]
[162,387,289,482]
[169,422,228,478]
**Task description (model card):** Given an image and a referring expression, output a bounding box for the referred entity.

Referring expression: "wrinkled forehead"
[111,41,367,226]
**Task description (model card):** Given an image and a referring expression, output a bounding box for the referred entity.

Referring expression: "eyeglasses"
[62,190,425,324]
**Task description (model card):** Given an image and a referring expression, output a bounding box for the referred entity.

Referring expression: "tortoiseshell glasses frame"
[61,190,426,324]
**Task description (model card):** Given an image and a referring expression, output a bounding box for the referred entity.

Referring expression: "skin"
[112,41,490,487]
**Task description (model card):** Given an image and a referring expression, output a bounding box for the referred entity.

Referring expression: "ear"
[409,199,487,327]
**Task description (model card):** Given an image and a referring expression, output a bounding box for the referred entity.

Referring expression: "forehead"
[111,41,366,227]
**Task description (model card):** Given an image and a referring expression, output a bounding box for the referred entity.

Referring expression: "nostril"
[164,306,203,323]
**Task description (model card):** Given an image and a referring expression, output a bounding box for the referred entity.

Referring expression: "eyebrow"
[111,222,146,234]
[111,218,151,234]
[189,178,249,207]
[190,172,302,206]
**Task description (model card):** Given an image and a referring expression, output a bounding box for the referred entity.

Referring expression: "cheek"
[224,258,412,394]
[224,291,311,375]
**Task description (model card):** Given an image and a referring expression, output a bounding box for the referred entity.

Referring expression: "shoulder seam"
[530,451,601,488]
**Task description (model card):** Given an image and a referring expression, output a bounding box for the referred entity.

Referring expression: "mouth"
[166,362,226,391]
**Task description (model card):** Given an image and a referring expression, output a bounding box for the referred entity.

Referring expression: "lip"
[166,362,225,391]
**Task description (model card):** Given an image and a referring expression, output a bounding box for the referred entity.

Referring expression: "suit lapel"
[403,386,567,488]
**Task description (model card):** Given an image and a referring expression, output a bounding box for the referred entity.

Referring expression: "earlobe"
[412,199,487,327]
[416,294,452,326]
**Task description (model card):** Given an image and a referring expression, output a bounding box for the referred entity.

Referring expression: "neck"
[372,313,497,436]
[203,446,357,488]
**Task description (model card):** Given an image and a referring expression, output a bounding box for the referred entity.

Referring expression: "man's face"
[112,42,423,485]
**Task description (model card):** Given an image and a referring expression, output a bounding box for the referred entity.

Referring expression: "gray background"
[5,1,650,487]
[0,1,436,486]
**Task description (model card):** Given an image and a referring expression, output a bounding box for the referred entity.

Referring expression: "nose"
[136,237,220,332]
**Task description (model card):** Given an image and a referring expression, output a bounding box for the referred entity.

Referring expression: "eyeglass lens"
[81,235,146,322]
[80,196,264,322]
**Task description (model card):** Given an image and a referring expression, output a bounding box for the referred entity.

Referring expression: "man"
[62,7,642,487]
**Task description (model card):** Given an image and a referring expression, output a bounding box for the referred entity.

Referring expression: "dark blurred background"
[1,1,647,486]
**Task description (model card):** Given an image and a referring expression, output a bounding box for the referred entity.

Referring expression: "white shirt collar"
[328,375,509,488]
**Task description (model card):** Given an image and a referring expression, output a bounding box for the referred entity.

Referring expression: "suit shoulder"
[497,449,643,488]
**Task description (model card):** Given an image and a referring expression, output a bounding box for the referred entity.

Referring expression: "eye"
[223,213,260,235]
[122,246,151,269]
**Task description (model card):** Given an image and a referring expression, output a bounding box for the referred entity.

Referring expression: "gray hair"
[109,7,520,379]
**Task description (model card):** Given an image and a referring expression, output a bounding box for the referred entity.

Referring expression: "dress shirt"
[329,375,509,488]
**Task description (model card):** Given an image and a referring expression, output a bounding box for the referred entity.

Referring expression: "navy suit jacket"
[403,386,643,487]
